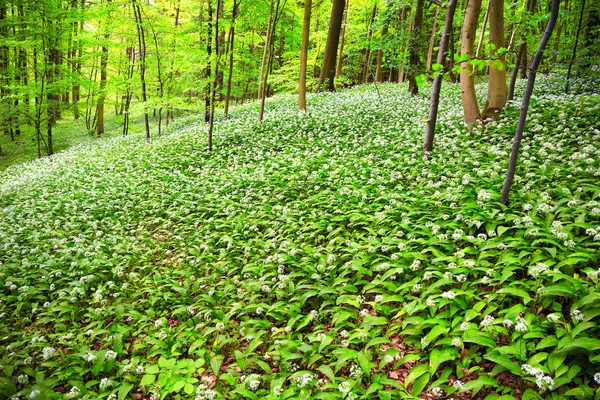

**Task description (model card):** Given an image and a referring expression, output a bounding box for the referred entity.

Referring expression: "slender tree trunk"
[132,0,150,141]
[335,0,349,77]
[565,0,585,93]
[205,0,213,122]
[408,0,424,95]
[317,0,346,91]
[424,0,457,154]
[475,0,490,58]
[208,0,222,151]
[96,25,109,136]
[460,0,482,124]
[362,5,377,83]
[375,24,388,82]
[299,0,312,110]
[483,0,508,118]
[426,5,441,71]
[258,0,281,121]
[224,0,239,117]
[501,0,559,204]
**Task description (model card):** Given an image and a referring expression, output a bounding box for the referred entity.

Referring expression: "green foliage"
[1,75,600,399]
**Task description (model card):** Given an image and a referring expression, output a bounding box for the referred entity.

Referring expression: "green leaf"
[557,337,600,353]
[404,364,428,388]
[316,365,335,383]
[423,325,448,346]
[234,350,247,372]
[357,350,374,376]
[118,383,133,400]
[210,355,223,375]
[429,348,456,376]
[539,285,575,297]
[411,372,430,395]
[496,287,532,304]
[463,376,498,395]
[141,374,156,386]
[535,336,558,350]
[484,352,522,376]
[464,333,496,348]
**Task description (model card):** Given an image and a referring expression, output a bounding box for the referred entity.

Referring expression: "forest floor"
[1,74,600,400]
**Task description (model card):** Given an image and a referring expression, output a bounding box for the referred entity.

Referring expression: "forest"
[1,0,600,398]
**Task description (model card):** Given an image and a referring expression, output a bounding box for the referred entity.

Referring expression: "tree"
[407,0,424,95]
[423,0,457,154]
[459,0,482,124]
[132,0,150,141]
[317,0,345,91]
[298,0,312,110]
[482,0,508,118]
[501,0,560,204]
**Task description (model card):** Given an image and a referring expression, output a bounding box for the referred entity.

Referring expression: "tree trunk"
[208,0,222,151]
[565,0,585,93]
[501,0,559,204]
[475,0,490,58]
[335,0,349,77]
[224,0,239,117]
[258,0,281,121]
[132,0,150,141]
[205,0,213,122]
[96,35,109,136]
[375,24,388,82]
[408,0,424,95]
[426,5,440,71]
[483,0,508,119]
[317,0,346,91]
[299,0,312,110]
[423,0,457,154]
[507,0,536,100]
[459,0,482,124]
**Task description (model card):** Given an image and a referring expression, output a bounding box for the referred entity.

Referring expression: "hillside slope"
[1,78,600,399]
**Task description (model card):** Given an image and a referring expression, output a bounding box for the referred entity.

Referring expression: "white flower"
[42,346,56,360]
[547,313,561,323]
[452,380,465,390]
[316,333,327,343]
[99,377,112,390]
[451,338,462,348]
[297,373,313,388]
[426,298,436,307]
[384,354,395,364]
[431,386,444,397]
[29,390,41,399]
[350,365,362,377]
[480,315,494,328]
[515,317,528,333]
[17,374,28,384]
[594,372,600,384]
[273,385,284,396]
[536,374,554,391]
[256,306,264,315]
[570,309,584,323]
[338,381,351,393]
[195,384,217,400]
[441,291,456,300]
[460,322,470,330]
[503,319,513,328]
[105,350,117,360]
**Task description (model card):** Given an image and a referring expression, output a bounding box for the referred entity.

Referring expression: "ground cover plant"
[1,75,600,400]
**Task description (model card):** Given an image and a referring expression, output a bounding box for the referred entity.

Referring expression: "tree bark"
[565,0,585,93]
[258,0,281,121]
[408,0,424,95]
[299,0,312,110]
[426,5,441,71]
[335,0,349,77]
[501,0,559,205]
[423,0,457,154]
[205,0,213,122]
[482,0,508,119]
[317,0,346,91]
[362,5,377,83]
[224,0,239,117]
[208,0,222,151]
[132,0,150,141]
[475,0,490,58]
[459,0,482,124]
[507,0,535,100]
[375,24,388,82]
